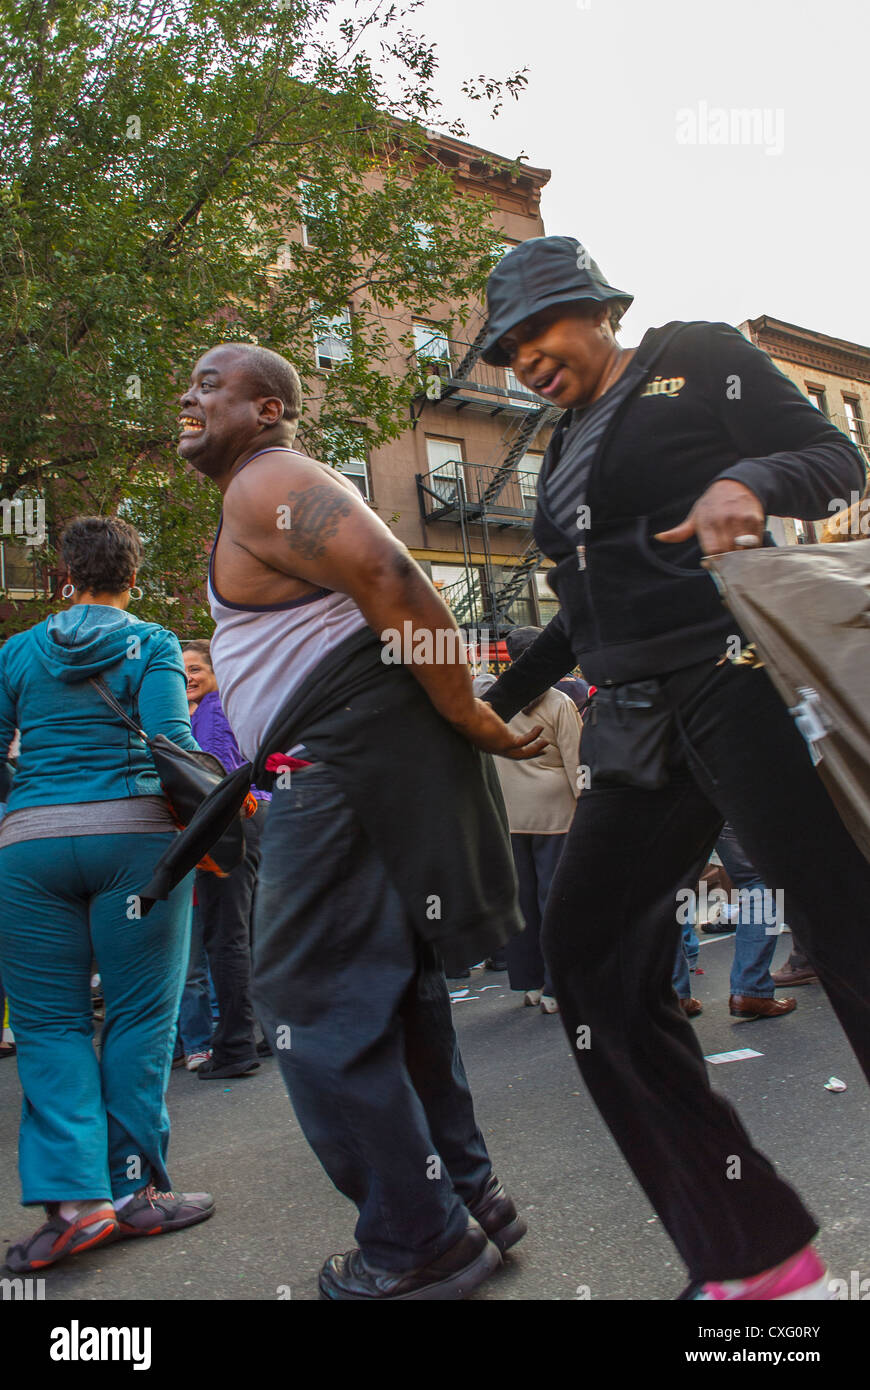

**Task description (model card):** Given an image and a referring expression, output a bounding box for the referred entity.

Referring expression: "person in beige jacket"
[474,627,583,1013]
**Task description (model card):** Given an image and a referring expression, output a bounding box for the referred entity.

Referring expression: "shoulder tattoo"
[283,485,355,559]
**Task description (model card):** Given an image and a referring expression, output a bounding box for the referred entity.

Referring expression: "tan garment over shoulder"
[492,687,582,834]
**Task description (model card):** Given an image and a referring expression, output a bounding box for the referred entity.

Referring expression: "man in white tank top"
[177,342,545,1301]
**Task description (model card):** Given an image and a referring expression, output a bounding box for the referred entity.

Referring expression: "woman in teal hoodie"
[0,516,215,1272]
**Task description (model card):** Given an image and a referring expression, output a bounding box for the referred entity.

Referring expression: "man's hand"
[451,699,548,761]
[655,479,765,555]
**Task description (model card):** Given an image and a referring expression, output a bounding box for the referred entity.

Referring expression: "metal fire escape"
[413,326,561,643]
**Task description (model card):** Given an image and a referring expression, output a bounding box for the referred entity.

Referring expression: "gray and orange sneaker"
[115,1185,215,1240]
[5,1202,118,1272]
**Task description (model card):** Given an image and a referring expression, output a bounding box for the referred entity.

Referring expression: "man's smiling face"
[498,302,612,409]
[178,346,271,477]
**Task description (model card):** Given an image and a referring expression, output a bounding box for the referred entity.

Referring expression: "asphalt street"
[0,930,867,1303]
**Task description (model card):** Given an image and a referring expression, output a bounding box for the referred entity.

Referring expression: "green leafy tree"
[0,0,526,635]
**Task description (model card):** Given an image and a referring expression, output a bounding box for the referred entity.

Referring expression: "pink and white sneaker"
[691,1245,833,1300]
[185,1050,212,1071]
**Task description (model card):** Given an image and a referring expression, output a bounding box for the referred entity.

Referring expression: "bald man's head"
[178,343,303,478]
[218,342,302,422]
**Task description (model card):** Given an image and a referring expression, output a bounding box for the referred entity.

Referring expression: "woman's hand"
[655,479,765,555]
[452,699,548,760]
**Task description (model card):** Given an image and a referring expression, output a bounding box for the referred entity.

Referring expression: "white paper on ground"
[705,1048,763,1064]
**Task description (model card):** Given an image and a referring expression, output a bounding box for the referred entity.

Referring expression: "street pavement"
[0,930,867,1302]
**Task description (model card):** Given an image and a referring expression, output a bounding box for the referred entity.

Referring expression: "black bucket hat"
[481,236,633,366]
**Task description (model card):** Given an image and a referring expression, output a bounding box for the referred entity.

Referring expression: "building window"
[534,570,559,624]
[314,306,352,370]
[335,458,370,501]
[843,397,866,448]
[414,321,452,374]
[518,451,544,509]
[0,539,41,597]
[426,437,465,505]
[300,181,338,249]
[806,386,828,416]
[430,562,482,618]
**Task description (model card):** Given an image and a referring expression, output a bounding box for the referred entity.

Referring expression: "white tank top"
[206,451,368,761]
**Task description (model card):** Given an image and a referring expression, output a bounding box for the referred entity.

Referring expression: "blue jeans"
[507,833,565,993]
[716,823,779,998]
[252,765,492,1272]
[177,903,213,1056]
[672,920,700,999]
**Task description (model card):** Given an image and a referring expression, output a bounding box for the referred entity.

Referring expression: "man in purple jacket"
[184,640,270,1079]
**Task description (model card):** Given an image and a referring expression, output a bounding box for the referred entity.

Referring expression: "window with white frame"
[505,366,540,400]
[518,451,544,507]
[843,397,866,447]
[805,385,828,416]
[413,321,451,373]
[300,181,338,249]
[314,305,352,369]
[335,458,370,501]
[425,437,464,504]
[413,222,433,251]
[535,569,559,623]
[0,539,40,595]
[430,562,482,612]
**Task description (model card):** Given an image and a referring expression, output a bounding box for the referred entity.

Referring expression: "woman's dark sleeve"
[703,323,865,518]
[480,611,577,721]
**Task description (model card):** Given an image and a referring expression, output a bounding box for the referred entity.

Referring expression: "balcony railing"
[417,461,539,525]
[415,339,544,412]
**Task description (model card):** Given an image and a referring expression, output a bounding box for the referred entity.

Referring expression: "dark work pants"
[252,765,492,1272]
[542,656,870,1284]
[196,804,264,1067]
[507,833,566,993]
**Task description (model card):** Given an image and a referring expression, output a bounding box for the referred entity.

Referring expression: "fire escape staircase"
[414,321,562,633]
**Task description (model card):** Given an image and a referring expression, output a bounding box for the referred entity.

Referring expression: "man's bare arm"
[226,453,546,759]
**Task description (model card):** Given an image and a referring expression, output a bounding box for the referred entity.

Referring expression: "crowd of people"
[0,233,868,1300]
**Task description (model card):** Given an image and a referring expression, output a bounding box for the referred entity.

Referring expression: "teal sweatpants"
[0,832,192,1205]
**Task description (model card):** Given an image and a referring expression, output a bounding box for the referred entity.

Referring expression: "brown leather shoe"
[770,962,818,988]
[679,997,703,1018]
[729,994,797,1019]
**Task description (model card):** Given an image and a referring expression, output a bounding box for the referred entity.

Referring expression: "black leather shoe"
[466,1172,527,1253]
[318,1216,501,1300]
[197,1056,259,1079]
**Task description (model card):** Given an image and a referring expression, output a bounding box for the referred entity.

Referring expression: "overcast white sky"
[402,0,870,347]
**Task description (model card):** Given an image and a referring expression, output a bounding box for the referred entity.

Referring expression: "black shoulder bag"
[89,676,248,875]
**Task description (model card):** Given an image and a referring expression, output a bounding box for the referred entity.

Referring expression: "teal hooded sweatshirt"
[0,606,199,811]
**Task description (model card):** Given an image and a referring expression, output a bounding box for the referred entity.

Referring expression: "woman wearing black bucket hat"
[480,235,870,1300]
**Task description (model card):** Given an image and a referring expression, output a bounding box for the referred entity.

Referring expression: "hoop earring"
[129,585,144,601]
[61,583,76,600]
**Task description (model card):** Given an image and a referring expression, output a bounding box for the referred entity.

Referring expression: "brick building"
[738,315,870,543]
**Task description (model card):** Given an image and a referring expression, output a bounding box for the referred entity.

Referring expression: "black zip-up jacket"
[485,320,865,720]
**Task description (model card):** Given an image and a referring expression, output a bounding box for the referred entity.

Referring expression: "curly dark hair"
[60,516,144,595]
